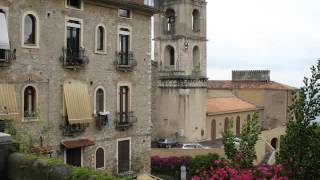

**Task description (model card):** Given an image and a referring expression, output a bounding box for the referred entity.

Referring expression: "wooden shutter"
[96,148,104,169]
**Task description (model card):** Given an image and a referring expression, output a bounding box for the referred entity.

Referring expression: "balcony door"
[118,139,130,173]
[67,20,81,60]
[119,28,130,65]
[119,86,129,123]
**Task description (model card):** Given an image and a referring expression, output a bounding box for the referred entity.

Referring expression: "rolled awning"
[0,12,10,50]
[61,138,95,149]
[0,84,18,120]
[63,80,92,124]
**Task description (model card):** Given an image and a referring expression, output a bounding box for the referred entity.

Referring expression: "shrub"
[189,153,220,176]
[151,156,192,178]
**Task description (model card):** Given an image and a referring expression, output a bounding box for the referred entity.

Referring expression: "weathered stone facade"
[0,0,156,176]
[151,0,208,142]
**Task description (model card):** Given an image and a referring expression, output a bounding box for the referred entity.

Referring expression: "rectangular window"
[0,49,5,60]
[66,20,81,60]
[119,86,129,123]
[119,9,131,18]
[119,28,130,65]
[66,0,82,9]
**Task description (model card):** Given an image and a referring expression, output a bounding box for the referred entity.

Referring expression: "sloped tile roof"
[207,96,258,114]
[61,138,95,149]
[208,80,297,90]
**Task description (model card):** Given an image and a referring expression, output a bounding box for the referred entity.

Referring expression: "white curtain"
[0,12,10,50]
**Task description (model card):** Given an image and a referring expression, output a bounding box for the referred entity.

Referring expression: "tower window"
[193,46,200,71]
[165,45,175,66]
[192,9,200,32]
[165,9,175,33]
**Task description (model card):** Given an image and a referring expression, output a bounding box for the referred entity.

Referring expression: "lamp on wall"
[184,41,189,50]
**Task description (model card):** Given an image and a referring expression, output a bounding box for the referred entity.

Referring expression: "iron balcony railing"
[114,112,137,131]
[114,51,137,71]
[61,121,88,136]
[0,49,16,66]
[60,47,89,70]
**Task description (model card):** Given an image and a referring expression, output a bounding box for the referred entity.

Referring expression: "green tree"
[277,60,320,179]
[222,113,261,168]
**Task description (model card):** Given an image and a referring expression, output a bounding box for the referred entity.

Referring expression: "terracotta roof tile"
[207,96,258,114]
[61,138,95,149]
[208,80,297,90]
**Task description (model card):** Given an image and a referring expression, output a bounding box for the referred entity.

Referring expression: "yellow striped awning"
[0,84,18,120]
[63,80,92,124]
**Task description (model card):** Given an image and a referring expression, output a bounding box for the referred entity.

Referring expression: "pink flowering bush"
[192,159,290,180]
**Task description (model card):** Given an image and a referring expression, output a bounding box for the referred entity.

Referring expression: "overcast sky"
[206,0,320,87]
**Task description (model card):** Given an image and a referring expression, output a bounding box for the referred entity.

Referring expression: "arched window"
[192,9,200,32]
[96,26,105,51]
[24,14,36,45]
[165,9,175,33]
[165,45,175,66]
[271,138,278,149]
[224,117,229,132]
[95,147,105,169]
[236,116,241,135]
[247,114,251,121]
[193,46,200,71]
[23,86,37,119]
[95,88,105,114]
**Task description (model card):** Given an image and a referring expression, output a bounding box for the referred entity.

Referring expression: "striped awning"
[0,84,18,120]
[0,12,10,50]
[63,80,92,124]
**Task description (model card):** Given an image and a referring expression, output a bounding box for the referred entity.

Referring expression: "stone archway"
[211,119,216,140]
[271,138,278,149]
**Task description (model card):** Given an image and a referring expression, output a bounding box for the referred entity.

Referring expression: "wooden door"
[96,148,104,169]
[118,140,130,173]
[236,116,241,136]
[66,148,81,167]
[211,119,216,140]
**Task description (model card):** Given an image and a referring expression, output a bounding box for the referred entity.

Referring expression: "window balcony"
[114,112,137,131]
[114,51,137,72]
[60,47,89,70]
[61,122,88,136]
[0,49,16,67]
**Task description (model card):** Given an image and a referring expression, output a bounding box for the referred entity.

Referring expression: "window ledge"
[21,44,40,49]
[65,6,83,11]
[22,117,40,122]
[94,51,107,55]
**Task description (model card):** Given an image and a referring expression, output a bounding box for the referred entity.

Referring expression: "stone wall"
[232,70,270,82]
[0,0,153,175]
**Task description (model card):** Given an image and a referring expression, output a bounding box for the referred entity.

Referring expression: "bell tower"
[152,0,208,142]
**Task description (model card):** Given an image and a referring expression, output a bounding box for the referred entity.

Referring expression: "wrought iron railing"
[61,122,88,136]
[114,51,137,71]
[0,49,16,66]
[60,47,89,70]
[114,112,137,130]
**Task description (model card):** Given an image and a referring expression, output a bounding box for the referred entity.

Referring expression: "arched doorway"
[271,138,278,149]
[211,119,216,140]
[236,116,241,136]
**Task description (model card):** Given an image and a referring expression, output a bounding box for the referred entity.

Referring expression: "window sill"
[65,6,83,11]
[94,50,107,55]
[21,44,40,49]
[22,117,40,122]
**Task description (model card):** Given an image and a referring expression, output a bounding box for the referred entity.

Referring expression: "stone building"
[208,70,296,131]
[0,0,156,177]
[152,0,208,142]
